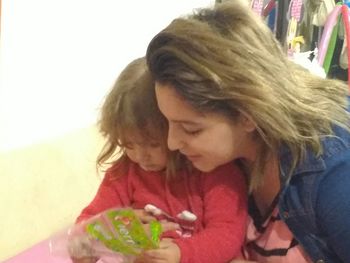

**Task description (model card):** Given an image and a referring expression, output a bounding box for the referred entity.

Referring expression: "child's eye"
[124,143,134,150]
[149,142,161,148]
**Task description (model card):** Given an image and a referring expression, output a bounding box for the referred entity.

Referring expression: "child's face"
[124,133,168,172]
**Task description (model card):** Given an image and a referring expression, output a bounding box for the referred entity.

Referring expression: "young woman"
[146,2,350,262]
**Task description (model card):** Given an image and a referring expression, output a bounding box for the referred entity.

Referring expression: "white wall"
[0,0,214,260]
[0,0,214,152]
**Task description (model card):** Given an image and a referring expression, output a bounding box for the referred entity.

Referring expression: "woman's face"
[155,82,257,172]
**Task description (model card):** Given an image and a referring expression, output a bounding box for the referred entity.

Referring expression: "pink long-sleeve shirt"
[77,161,247,263]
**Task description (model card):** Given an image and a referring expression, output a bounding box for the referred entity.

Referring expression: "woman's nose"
[167,124,183,151]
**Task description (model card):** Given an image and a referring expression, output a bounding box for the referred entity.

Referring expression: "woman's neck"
[252,156,281,215]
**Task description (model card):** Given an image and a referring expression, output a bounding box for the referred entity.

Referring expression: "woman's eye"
[183,128,202,136]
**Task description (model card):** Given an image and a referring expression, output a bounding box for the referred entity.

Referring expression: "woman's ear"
[238,113,256,132]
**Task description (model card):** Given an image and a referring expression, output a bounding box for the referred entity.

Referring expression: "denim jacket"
[278,124,350,263]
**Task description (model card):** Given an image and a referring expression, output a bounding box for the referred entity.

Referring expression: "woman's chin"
[191,161,217,172]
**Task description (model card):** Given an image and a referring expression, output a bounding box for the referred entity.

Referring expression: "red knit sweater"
[77,161,247,263]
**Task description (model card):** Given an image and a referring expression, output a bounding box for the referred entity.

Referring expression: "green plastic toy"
[85,208,162,256]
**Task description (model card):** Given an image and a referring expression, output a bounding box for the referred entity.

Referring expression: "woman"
[145,1,350,262]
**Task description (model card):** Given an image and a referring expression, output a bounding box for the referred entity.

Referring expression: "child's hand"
[137,238,181,263]
[142,220,180,238]
[134,209,157,223]
[68,235,99,263]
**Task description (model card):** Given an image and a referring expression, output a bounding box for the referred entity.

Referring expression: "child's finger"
[134,209,156,223]
[159,221,180,232]
[141,250,164,260]
[134,252,164,263]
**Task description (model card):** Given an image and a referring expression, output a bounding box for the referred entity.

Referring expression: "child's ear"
[238,113,256,132]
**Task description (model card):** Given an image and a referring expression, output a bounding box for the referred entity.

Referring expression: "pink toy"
[341,4,350,90]
[317,5,342,66]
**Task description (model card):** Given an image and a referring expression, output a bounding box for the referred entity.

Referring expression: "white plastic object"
[144,204,197,222]
[144,204,162,216]
[177,210,197,222]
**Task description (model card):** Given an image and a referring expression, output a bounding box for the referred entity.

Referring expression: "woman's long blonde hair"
[146,2,350,190]
[98,57,184,178]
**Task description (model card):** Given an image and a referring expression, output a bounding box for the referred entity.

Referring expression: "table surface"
[2,238,122,263]
[2,238,72,263]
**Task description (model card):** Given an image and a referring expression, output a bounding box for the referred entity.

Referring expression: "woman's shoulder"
[282,127,350,201]
[280,125,350,179]
[324,124,350,149]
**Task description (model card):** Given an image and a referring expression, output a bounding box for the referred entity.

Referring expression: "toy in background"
[317,3,350,86]
[49,208,162,263]
[251,0,264,16]
[291,35,305,54]
[286,0,304,58]
[289,36,327,78]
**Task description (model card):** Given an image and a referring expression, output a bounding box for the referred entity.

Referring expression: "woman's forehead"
[156,84,203,118]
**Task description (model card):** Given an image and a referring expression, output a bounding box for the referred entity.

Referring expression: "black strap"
[247,238,299,257]
[248,192,280,233]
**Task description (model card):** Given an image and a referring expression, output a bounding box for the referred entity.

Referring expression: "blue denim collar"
[279,125,350,183]
[279,144,326,184]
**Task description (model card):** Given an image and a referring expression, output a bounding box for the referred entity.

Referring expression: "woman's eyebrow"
[172,120,202,125]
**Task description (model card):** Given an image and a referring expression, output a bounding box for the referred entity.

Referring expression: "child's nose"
[136,149,150,162]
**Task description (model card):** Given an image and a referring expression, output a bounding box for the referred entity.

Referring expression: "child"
[75,57,247,263]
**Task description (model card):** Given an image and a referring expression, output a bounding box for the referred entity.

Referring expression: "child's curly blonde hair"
[98,57,186,179]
